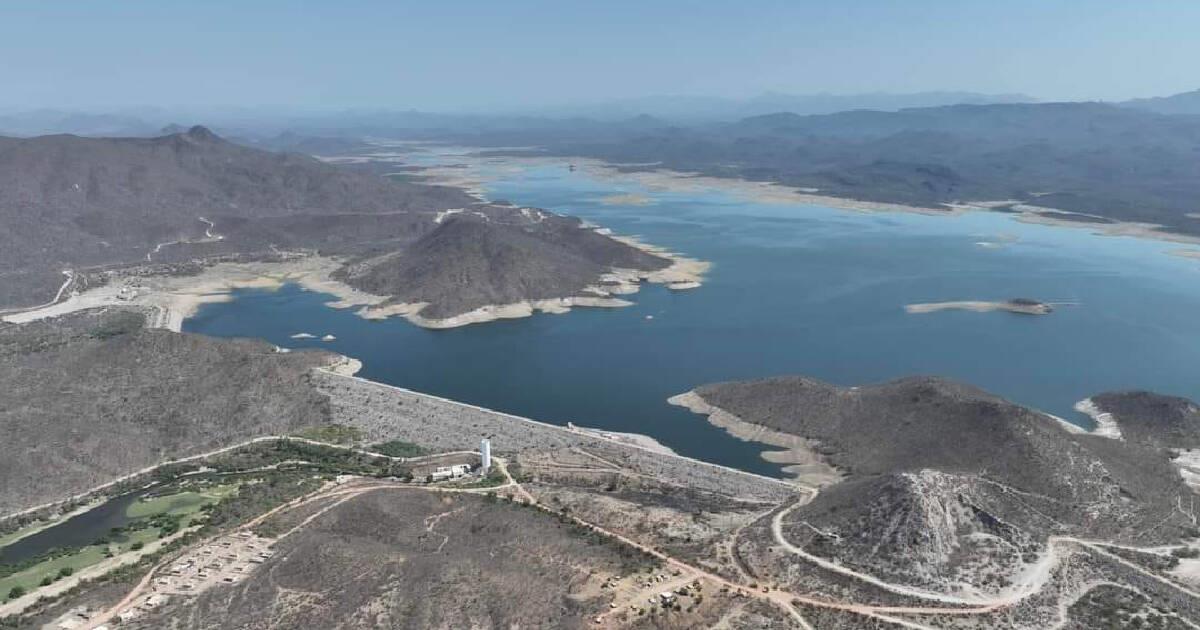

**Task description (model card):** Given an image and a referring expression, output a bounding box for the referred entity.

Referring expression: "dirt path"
[55,452,1200,630]
[145,216,225,262]
[0,435,477,524]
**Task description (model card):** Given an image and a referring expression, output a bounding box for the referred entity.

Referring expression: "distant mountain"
[1122,88,1200,115]
[0,109,159,137]
[527,91,1035,122]
[505,101,1200,235]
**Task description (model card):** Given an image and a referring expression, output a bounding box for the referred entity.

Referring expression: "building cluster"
[427,438,492,481]
[430,463,472,481]
[110,531,274,624]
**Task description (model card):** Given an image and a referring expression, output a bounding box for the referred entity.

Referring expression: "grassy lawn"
[0,545,105,602]
[455,469,507,489]
[126,484,238,520]
[369,440,429,458]
[0,484,240,603]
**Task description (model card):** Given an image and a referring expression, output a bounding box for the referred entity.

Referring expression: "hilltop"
[678,376,1200,603]
[334,215,670,321]
[0,126,470,308]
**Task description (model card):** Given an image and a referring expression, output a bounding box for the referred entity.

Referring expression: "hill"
[1123,89,1200,115]
[1090,391,1200,450]
[0,126,475,308]
[680,376,1200,599]
[0,308,338,515]
[335,216,669,320]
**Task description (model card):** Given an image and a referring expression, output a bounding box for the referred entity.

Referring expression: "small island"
[905,298,1054,315]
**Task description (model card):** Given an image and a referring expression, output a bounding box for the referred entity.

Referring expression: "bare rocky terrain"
[125,491,632,629]
[676,375,1200,625]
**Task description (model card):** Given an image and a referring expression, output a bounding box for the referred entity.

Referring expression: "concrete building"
[430,464,471,481]
[480,438,492,474]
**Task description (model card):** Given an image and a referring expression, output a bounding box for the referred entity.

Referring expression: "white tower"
[480,438,492,474]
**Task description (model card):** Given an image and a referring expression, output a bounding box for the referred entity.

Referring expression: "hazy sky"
[2,0,1197,111]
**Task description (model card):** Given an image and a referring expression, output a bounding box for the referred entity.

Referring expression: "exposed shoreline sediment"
[668,390,842,487]
[2,219,709,332]
[415,147,1200,253]
[1073,397,1123,440]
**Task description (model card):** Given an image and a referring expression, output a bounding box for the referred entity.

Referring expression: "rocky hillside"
[1091,391,1200,449]
[335,216,669,319]
[121,491,631,629]
[685,376,1200,596]
[0,126,473,308]
[0,308,337,515]
[1,127,690,325]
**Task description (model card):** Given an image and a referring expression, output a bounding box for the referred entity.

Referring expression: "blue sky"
[2,0,1197,110]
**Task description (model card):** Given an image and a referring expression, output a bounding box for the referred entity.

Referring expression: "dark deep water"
[185,149,1200,478]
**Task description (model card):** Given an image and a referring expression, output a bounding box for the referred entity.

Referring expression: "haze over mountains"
[1123,88,1200,116]
[457,98,1200,237]
[4,88,1199,139]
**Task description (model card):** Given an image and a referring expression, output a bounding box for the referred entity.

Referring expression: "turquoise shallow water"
[185,151,1200,478]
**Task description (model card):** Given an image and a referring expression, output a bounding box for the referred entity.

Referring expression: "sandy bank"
[597,192,654,206]
[2,258,335,332]
[1073,398,1123,440]
[324,356,363,377]
[904,299,1054,316]
[1012,205,1200,248]
[354,295,635,328]
[668,391,842,487]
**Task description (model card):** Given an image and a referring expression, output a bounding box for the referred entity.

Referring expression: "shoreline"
[2,218,710,332]
[667,390,843,488]
[407,144,1200,254]
[1073,397,1123,440]
[316,228,708,329]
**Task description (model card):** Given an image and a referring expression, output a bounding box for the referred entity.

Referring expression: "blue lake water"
[185,151,1200,478]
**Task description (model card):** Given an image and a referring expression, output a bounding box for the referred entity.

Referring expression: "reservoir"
[185,148,1200,478]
